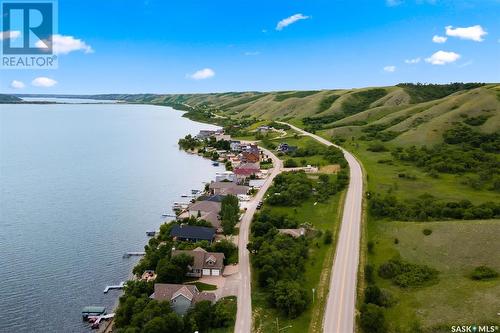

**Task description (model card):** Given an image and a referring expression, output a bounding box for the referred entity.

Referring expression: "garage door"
[202,269,211,276]
[211,269,220,276]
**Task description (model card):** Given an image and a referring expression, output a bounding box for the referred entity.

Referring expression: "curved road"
[234,146,283,333]
[280,123,363,333]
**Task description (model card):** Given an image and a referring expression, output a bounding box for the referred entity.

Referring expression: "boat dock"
[122,252,146,258]
[103,281,125,293]
[89,313,115,329]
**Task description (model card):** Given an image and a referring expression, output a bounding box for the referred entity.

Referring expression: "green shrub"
[284,158,298,168]
[423,229,432,236]
[367,143,388,152]
[470,266,499,280]
[323,230,333,244]
[378,257,438,288]
[360,303,387,333]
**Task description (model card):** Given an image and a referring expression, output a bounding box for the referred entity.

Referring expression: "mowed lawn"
[368,219,500,332]
[252,191,344,333]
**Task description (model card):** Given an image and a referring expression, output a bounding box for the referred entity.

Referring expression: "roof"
[188,200,221,214]
[82,306,106,314]
[200,211,221,229]
[170,225,216,241]
[153,283,215,304]
[241,152,260,163]
[234,168,258,176]
[172,248,225,270]
[209,182,249,195]
[238,163,260,170]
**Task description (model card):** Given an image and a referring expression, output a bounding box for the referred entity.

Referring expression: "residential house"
[182,200,222,230]
[209,181,249,196]
[233,168,259,184]
[170,225,216,243]
[241,152,260,165]
[215,171,236,183]
[249,179,266,189]
[214,133,231,142]
[277,143,298,154]
[241,144,259,154]
[230,140,241,152]
[196,130,216,140]
[152,283,215,316]
[238,162,260,171]
[172,247,225,277]
[256,125,271,133]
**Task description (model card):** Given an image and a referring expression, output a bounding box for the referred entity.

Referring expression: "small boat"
[146,230,156,237]
[212,161,219,166]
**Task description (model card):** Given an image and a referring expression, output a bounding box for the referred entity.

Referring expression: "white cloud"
[187,68,215,80]
[0,30,21,41]
[32,77,58,87]
[425,50,460,65]
[445,25,487,42]
[276,13,310,31]
[10,80,25,89]
[244,51,260,56]
[404,57,421,64]
[36,34,93,55]
[432,35,447,43]
[383,65,396,72]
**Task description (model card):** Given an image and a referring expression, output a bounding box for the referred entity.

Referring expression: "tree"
[220,195,240,235]
[271,280,310,318]
[142,317,166,333]
[155,253,194,284]
[360,303,387,333]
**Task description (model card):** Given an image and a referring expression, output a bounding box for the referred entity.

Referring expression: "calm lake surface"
[0,101,224,332]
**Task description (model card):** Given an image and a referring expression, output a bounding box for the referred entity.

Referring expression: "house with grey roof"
[172,247,225,277]
[209,181,249,196]
[152,283,216,315]
[170,225,216,243]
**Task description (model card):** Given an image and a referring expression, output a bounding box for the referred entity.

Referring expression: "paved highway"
[280,123,363,333]
[234,146,283,333]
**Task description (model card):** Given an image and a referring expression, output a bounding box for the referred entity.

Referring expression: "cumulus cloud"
[36,34,93,55]
[32,77,58,87]
[187,68,215,80]
[432,35,447,43]
[10,80,25,89]
[404,57,421,64]
[445,25,487,42]
[383,65,396,72]
[276,13,310,31]
[0,30,21,40]
[425,50,460,65]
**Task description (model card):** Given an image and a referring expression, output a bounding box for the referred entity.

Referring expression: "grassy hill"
[95,83,499,147]
[0,94,22,103]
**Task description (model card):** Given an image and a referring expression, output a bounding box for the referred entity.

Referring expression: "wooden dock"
[122,251,146,258]
[103,281,125,293]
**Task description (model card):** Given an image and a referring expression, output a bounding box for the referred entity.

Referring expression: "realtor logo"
[1,0,58,68]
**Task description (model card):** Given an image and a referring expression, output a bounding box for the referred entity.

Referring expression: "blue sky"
[1,0,499,94]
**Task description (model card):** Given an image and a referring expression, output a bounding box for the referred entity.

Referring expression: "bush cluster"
[378,257,438,288]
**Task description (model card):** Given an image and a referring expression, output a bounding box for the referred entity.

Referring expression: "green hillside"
[0,94,22,103]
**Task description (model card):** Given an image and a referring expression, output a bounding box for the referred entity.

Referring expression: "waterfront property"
[172,247,225,277]
[170,225,216,243]
[152,283,216,316]
[208,181,249,196]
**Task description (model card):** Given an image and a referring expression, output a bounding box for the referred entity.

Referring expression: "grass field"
[368,219,500,332]
[334,140,499,204]
[261,134,335,167]
[252,190,344,333]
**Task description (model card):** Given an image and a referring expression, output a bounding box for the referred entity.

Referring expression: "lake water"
[0,102,224,332]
